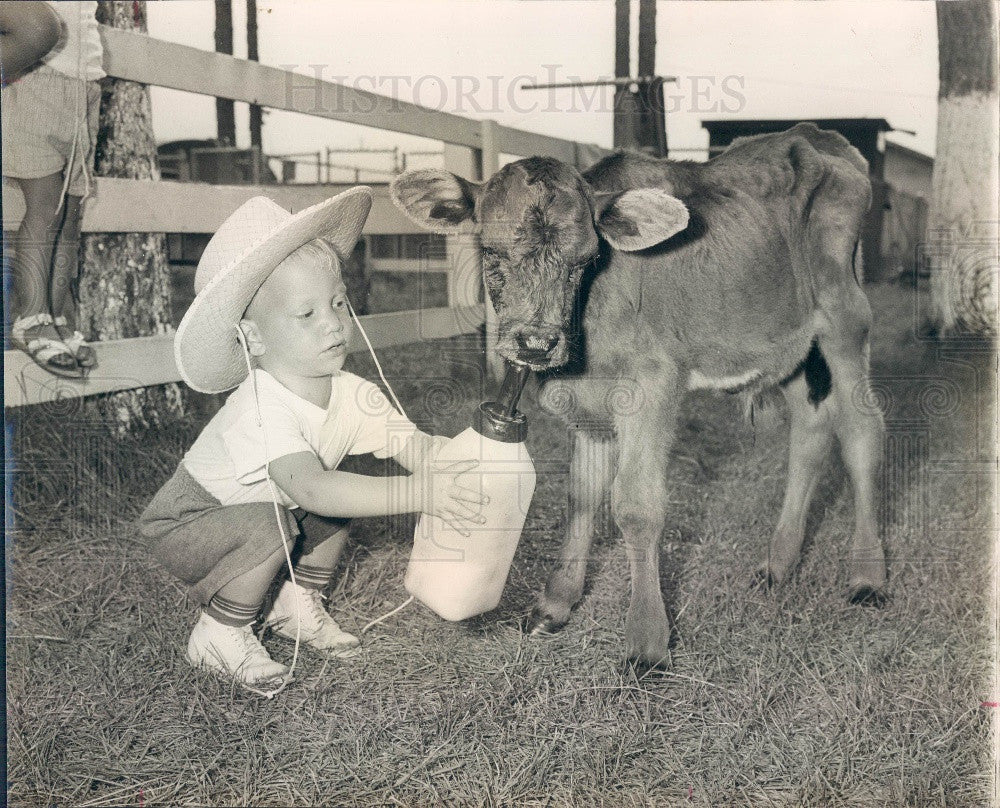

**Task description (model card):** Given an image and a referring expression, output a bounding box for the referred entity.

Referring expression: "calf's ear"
[592,188,689,251]
[390,169,482,233]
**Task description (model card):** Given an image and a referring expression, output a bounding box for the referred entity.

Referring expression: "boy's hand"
[390,431,448,473]
[414,458,489,537]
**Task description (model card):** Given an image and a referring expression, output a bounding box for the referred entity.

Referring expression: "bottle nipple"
[473,362,531,443]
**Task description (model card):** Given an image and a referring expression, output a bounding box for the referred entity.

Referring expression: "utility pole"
[522,1,672,154]
[612,0,667,155]
[637,0,655,79]
[612,0,630,149]
[246,0,263,180]
[247,0,262,153]
[214,0,236,146]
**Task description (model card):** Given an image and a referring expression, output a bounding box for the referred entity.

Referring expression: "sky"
[145,0,939,182]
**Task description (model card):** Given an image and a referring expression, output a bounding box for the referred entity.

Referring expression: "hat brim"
[175,187,373,393]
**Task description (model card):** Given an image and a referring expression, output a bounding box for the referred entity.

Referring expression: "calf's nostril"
[516,332,560,354]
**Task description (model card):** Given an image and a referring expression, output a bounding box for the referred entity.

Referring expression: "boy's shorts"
[137,463,351,606]
[1,65,101,196]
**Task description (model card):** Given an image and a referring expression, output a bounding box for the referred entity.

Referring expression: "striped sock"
[205,594,261,627]
[293,562,334,591]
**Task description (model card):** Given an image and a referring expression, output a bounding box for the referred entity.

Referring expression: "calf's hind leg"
[823,331,886,603]
[528,427,614,634]
[755,371,835,587]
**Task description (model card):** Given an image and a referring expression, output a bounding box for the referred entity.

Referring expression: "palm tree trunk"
[80,1,184,432]
[928,0,998,334]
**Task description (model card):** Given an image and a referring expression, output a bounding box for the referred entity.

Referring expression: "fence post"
[481,119,500,177]
[478,120,504,381]
[251,145,261,185]
[442,142,493,375]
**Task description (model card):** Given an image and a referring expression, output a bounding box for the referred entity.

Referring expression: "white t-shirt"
[44,1,105,81]
[183,370,419,509]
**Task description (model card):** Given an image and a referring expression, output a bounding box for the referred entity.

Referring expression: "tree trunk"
[928,0,998,334]
[80,1,184,432]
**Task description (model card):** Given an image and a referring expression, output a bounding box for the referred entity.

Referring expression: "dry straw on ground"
[6,284,994,806]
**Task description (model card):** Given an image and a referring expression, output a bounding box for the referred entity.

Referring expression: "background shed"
[702,118,893,281]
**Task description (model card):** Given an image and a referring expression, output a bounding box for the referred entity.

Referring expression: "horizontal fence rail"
[3,180,426,235]
[3,25,610,408]
[100,27,607,170]
[4,305,483,408]
[367,258,451,274]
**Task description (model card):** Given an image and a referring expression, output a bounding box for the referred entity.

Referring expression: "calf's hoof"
[524,608,568,636]
[624,650,672,675]
[847,556,887,607]
[752,553,797,591]
[625,617,674,673]
[848,583,888,608]
[749,568,777,591]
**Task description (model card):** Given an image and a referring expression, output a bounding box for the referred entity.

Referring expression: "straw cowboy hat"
[175,187,373,393]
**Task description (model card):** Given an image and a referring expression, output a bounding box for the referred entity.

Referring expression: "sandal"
[54,316,97,370]
[10,313,83,378]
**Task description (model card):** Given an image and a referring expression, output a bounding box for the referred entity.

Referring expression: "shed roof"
[884,140,934,164]
[702,118,893,138]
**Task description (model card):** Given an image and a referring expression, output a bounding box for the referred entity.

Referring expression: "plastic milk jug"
[406,364,536,621]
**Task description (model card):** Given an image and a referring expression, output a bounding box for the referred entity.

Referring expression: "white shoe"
[265,580,361,658]
[186,612,290,685]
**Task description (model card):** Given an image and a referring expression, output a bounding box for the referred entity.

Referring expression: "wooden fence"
[3,26,609,408]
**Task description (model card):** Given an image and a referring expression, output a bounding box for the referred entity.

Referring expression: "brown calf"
[391,123,885,668]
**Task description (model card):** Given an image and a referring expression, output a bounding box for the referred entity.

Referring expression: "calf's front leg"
[528,426,614,634]
[612,377,681,669]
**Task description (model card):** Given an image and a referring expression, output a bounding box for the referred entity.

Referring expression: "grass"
[5,282,995,806]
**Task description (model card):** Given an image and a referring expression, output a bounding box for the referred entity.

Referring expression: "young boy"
[139,189,485,687]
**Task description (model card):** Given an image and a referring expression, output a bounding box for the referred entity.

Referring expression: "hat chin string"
[228,299,416,697]
[344,296,410,422]
[342,298,416,629]
[234,324,301,699]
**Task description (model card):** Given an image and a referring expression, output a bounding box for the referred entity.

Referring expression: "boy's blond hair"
[242,239,344,323]
[282,238,342,275]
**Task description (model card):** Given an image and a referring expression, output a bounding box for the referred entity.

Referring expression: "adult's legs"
[9,173,76,372]
[52,194,82,326]
[48,194,96,367]
[12,172,63,322]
